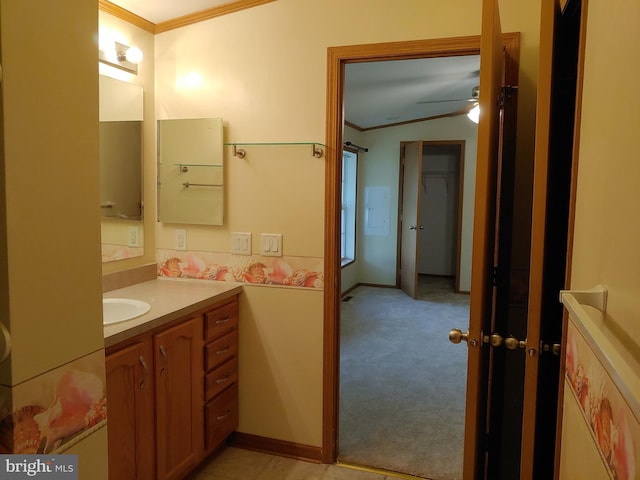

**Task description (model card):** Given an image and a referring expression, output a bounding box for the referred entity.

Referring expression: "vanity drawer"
[205,357,238,402]
[204,300,238,340]
[205,384,238,451]
[205,330,238,371]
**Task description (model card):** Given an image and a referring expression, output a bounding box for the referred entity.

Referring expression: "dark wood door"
[522,0,583,478]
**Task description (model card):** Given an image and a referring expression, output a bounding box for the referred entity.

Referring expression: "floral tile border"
[565,319,639,480]
[0,350,107,454]
[102,243,143,263]
[156,249,324,289]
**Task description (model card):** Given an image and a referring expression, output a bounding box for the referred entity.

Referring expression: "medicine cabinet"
[158,118,224,226]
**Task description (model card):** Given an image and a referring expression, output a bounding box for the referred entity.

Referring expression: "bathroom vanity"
[103,278,242,480]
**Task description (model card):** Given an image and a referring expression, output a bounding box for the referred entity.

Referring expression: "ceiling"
[110,0,232,24]
[344,56,480,130]
[107,1,480,130]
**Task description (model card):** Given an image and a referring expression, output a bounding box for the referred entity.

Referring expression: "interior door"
[451,0,505,478]
[522,0,583,478]
[400,141,423,298]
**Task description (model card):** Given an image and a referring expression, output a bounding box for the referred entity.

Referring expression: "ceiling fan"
[416,85,480,123]
[415,85,479,105]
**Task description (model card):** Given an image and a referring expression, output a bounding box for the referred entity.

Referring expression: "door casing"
[323,34,520,465]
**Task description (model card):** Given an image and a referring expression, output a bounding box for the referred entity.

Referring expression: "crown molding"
[98,0,278,35]
[99,0,156,33]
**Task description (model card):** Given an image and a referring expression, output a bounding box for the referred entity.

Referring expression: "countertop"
[103,277,243,348]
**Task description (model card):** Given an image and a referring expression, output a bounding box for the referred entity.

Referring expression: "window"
[341,150,357,265]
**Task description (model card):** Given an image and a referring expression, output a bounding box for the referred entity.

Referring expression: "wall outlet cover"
[175,229,187,251]
[127,226,140,247]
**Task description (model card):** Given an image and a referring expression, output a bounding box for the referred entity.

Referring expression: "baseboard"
[355,282,397,289]
[230,432,323,463]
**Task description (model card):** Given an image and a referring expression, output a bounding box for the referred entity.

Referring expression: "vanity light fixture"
[99,40,143,75]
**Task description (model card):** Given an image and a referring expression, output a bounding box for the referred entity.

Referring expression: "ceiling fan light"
[467,103,480,124]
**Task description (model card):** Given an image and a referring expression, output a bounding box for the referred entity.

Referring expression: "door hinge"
[491,266,498,286]
[499,85,519,108]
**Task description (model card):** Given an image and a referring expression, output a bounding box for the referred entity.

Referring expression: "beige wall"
[0,0,108,474]
[570,0,640,344]
[0,0,103,383]
[152,0,543,446]
[560,0,640,472]
[99,11,157,275]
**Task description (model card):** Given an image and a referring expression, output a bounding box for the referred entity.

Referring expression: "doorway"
[324,31,521,478]
[339,129,470,479]
[334,44,479,479]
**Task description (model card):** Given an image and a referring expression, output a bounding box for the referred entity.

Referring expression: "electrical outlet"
[261,233,282,257]
[231,232,252,255]
[127,226,140,247]
[175,229,187,251]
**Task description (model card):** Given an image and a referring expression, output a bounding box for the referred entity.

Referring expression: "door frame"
[397,140,466,293]
[323,34,520,463]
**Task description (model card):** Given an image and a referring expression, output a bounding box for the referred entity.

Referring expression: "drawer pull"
[216,347,230,356]
[216,411,230,421]
[139,355,148,390]
[159,345,168,376]
[215,316,230,325]
[215,375,230,385]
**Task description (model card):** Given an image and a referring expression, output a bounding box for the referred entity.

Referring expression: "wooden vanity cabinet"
[154,317,203,480]
[105,295,238,480]
[105,339,155,480]
[202,298,239,455]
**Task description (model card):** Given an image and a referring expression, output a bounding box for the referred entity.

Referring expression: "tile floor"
[189,446,416,480]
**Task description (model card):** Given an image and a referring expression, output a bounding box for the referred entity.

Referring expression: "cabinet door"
[154,318,203,480]
[106,340,155,480]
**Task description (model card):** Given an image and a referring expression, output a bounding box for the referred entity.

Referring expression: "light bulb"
[467,103,480,124]
[125,46,143,64]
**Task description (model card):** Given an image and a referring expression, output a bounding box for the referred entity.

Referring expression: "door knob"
[449,328,469,344]
[489,333,504,347]
[504,336,526,350]
[409,225,425,230]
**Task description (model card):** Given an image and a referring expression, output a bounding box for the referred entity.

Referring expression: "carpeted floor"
[338,276,469,480]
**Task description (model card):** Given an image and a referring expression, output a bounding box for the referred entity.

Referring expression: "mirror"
[99,75,144,262]
[158,118,224,226]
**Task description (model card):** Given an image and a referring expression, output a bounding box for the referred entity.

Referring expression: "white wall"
[355,115,477,291]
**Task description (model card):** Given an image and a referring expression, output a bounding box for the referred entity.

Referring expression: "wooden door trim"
[323,33,520,464]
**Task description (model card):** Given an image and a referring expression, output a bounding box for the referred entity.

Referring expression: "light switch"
[231,232,252,255]
[261,234,282,257]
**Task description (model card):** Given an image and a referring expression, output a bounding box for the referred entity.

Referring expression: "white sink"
[103,298,151,325]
